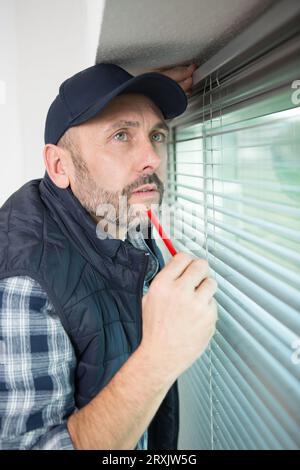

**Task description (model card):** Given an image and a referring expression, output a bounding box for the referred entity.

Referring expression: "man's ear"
[43,144,70,188]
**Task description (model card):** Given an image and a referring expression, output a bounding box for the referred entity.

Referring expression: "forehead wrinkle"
[109,120,139,131]
[105,119,169,133]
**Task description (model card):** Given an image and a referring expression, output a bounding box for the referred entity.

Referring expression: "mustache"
[123,173,164,195]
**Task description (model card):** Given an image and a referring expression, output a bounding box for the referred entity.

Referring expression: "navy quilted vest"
[0,172,179,450]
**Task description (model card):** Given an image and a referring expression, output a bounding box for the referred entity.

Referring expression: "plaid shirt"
[0,231,160,450]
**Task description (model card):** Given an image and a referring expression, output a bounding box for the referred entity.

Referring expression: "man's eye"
[151,132,167,142]
[113,131,128,141]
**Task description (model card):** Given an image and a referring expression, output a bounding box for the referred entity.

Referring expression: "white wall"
[0,0,105,206]
[0,0,23,204]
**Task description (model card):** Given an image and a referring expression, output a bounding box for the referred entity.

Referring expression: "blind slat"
[210,349,297,449]
[167,171,300,193]
[192,360,259,448]
[167,188,300,223]
[171,198,300,246]
[215,289,299,378]
[213,335,299,447]
[172,210,300,289]
[195,334,299,444]
[216,305,300,401]
[173,234,300,332]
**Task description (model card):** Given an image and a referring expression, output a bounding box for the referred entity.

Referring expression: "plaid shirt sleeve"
[0,276,77,450]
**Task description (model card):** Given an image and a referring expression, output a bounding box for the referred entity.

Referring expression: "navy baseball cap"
[44,63,188,145]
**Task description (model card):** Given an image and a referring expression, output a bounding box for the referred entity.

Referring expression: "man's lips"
[132,184,157,195]
[133,183,157,193]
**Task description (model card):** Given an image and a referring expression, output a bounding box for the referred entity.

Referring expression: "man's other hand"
[152,62,198,96]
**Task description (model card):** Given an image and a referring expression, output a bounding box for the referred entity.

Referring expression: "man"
[0,62,217,450]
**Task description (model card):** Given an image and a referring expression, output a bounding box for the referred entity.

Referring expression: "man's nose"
[134,139,162,173]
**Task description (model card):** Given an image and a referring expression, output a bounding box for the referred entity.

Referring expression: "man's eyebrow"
[105,120,170,133]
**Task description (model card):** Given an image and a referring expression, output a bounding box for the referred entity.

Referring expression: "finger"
[159,64,196,82]
[208,323,217,342]
[176,258,211,290]
[207,298,219,324]
[156,252,197,283]
[195,277,218,304]
[178,77,193,92]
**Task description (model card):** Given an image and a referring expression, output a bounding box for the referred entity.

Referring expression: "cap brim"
[68,72,188,127]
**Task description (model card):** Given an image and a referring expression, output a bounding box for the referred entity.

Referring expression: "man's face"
[63,92,169,237]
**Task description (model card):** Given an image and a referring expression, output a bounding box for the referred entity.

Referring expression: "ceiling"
[96,0,275,74]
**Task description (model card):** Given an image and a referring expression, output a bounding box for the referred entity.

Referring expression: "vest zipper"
[140,235,160,285]
[137,252,150,346]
